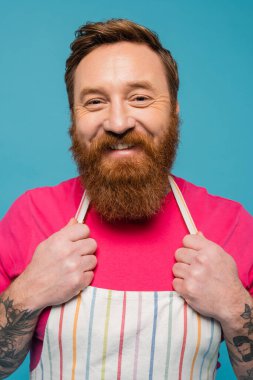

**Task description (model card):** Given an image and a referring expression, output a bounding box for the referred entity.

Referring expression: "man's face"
[70,42,179,221]
[73,41,175,154]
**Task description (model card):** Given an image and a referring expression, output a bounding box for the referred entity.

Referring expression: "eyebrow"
[125,80,155,91]
[78,80,156,103]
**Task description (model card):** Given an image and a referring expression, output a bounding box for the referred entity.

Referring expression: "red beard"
[70,110,179,222]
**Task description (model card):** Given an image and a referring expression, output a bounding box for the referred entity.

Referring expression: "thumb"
[197,231,204,237]
[67,217,78,226]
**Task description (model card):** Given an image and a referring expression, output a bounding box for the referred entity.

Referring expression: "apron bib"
[30,176,221,380]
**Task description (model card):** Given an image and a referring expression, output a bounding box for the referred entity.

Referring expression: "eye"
[130,95,153,107]
[135,96,148,101]
[84,98,106,110]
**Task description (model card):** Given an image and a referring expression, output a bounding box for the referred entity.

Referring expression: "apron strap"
[75,176,198,235]
[75,191,90,223]
[168,175,198,235]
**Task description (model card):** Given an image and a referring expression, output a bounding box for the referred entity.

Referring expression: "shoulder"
[174,175,247,219]
[173,174,252,245]
[24,177,83,204]
[7,177,83,219]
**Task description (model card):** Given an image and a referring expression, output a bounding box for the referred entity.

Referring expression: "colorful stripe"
[40,359,44,380]
[117,291,127,380]
[71,293,82,380]
[178,301,188,380]
[164,292,173,378]
[32,289,221,379]
[190,312,201,379]
[149,292,158,380]
[133,292,142,380]
[199,318,214,379]
[101,290,112,380]
[207,344,219,379]
[58,304,65,380]
[85,287,97,380]
[46,325,53,380]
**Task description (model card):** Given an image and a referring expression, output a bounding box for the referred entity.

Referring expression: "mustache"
[89,130,156,155]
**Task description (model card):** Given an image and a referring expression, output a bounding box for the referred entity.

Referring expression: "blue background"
[1,0,252,379]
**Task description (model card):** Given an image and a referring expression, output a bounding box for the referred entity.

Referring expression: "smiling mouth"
[110,143,134,150]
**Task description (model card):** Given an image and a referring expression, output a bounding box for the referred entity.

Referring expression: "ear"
[176,102,180,114]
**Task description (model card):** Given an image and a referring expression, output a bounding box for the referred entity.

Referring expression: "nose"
[103,101,136,135]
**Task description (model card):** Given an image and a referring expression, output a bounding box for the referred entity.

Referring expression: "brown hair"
[65,18,179,110]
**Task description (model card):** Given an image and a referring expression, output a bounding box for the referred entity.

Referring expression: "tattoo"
[0,297,39,379]
[228,347,243,367]
[232,305,253,364]
[241,304,253,335]
[239,368,253,380]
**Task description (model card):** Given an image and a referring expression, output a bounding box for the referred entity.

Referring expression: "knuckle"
[70,274,82,292]
[59,245,73,259]
[195,254,208,265]
[63,259,77,272]
[49,234,68,253]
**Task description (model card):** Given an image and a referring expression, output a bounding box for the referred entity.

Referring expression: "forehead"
[74,42,169,93]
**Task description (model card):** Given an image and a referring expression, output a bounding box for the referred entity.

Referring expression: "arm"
[0,219,97,379]
[172,233,253,379]
[0,282,41,379]
[222,299,253,380]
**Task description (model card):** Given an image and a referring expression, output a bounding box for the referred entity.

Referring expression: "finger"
[82,255,97,271]
[175,248,198,264]
[61,223,90,242]
[182,233,209,250]
[82,271,94,288]
[172,262,189,279]
[172,278,185,295]
[67,218,77,226]
[73,238,97,255]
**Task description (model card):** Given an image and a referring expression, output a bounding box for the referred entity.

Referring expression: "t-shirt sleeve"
[0,192,33,294]
[223,206,253,296]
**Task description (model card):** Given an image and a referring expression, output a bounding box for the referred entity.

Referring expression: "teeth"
[110,143,133,150]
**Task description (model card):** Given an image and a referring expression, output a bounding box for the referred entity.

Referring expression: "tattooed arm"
[0,280,41,379]
[222,299,253,380]
[0,219,97,379]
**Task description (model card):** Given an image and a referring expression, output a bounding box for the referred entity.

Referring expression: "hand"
[172,232,247,323]
[16,218,97,311]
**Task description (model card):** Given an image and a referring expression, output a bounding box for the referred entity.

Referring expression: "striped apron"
[30,176,221,379]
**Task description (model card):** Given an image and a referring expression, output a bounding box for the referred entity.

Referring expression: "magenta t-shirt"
[0,176,253,370]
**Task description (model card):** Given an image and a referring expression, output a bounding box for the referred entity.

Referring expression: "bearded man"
[0,19,252,380]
